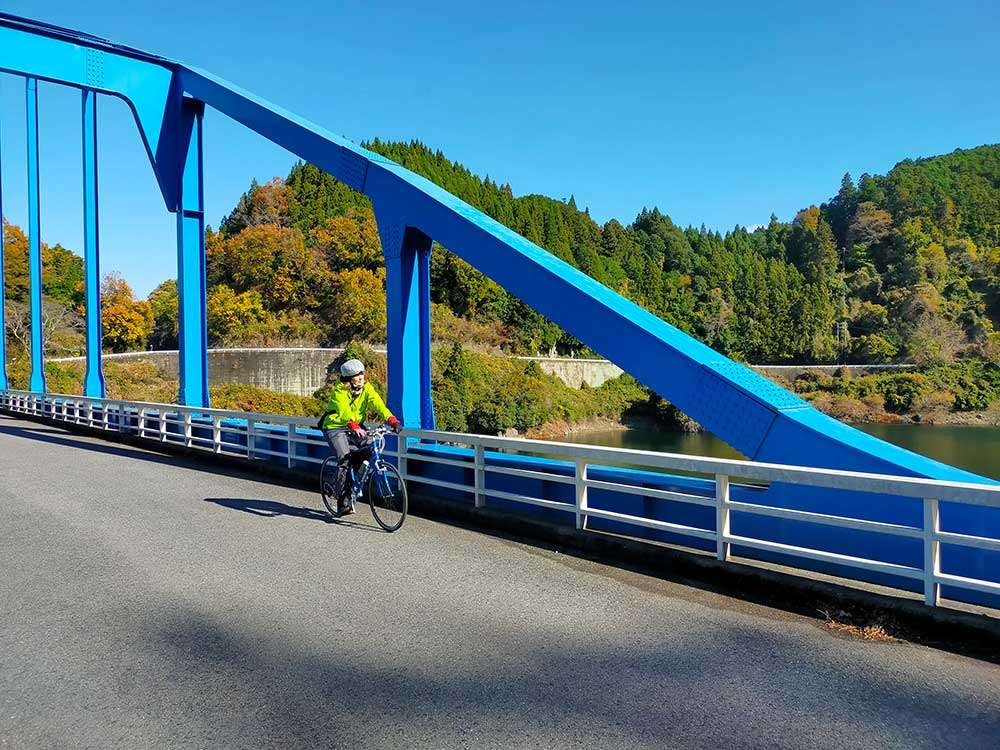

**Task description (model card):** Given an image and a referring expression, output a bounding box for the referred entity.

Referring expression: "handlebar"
[366,424,396,452]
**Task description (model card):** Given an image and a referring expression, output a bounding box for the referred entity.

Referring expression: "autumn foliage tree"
[101,273,152,352]
[328,268,387,341]
[147,280,179,350]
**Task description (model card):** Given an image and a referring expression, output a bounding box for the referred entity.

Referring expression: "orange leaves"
[309,208,382,272]
[101,273,152,352]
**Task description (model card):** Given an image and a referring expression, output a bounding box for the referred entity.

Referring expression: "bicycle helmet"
[340,358,365,379]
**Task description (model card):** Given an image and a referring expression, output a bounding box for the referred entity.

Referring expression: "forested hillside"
[3,142,1000,367]
[194,140,1000,364]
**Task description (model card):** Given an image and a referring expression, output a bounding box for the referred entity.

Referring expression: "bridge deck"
[1,414,997,749]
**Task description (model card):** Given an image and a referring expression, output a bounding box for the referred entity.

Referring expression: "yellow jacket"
[320,382,392,430]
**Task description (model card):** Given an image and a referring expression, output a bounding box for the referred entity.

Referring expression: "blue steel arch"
[0,11,994,497]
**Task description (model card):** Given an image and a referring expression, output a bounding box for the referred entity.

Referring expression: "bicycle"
[319,424,408,532]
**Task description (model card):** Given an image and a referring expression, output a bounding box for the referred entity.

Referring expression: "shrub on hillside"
[911,390,956,418]
[870,373,929,412]
[210,383,322,416]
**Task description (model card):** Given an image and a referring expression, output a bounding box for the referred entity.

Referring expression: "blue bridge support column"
[377,215,435,429]
[81,89,105,398]
[25,77,45,393]
[0,104,7,391]
[175,98,209,408]
[417,241,435,429]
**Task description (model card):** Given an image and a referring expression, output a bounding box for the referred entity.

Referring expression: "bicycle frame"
[348,425,393,506]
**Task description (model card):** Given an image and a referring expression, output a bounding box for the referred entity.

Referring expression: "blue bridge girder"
[0,11,994,493]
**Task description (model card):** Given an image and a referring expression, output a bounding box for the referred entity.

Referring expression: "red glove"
[347,420,366,440]
[387,415,401,433]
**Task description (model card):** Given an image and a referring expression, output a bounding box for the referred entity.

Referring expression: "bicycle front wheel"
[365,462,408,532]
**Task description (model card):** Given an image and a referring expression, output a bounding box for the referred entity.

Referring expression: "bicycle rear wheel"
[319,455,340,517]
[365,462,407,532]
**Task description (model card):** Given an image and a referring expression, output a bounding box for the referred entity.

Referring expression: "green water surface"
[560,423,1000,480]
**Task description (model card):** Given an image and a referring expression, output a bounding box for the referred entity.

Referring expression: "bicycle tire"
[365,461,408,532]
[319,454,340,517]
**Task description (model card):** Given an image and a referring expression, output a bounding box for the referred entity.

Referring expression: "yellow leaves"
[329,268,386,342]
[250,178,293,225]
[3,220,30,302]
[208,223,333,312]
[101,273,152,352]
[985,332,1000,363]
[897,282,943,321]
[918,242,948,286]
[206,285,265,343]
[309,208,382,271]
[221,224,294,289]
[848,202,894,248]
[793,205,822,232]
[269,272,296,308]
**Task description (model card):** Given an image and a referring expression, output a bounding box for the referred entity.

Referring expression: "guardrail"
[3,389,999,610]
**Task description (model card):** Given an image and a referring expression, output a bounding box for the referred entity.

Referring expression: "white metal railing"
[397,428,1000,608]
[3,389,1000,610]
[0,389,337,470]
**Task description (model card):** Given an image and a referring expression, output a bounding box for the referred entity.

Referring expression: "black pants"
[323,428,373,508]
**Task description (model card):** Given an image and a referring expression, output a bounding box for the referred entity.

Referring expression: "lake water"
[560,423,1000,480]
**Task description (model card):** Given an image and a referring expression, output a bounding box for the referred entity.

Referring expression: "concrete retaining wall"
[50,348,915,395]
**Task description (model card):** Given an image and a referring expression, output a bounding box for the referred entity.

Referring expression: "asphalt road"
[1,414,998,749]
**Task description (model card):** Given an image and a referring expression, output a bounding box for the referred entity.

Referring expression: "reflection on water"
[857,424,1000,480]
[558,424,1000,480]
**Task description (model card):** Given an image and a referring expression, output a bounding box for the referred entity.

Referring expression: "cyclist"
[320,358,401,517]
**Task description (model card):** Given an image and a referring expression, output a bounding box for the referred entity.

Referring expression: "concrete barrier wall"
[52,348,351,397]
[49,349,915,395]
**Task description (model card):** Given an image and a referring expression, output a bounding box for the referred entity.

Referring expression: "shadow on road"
[204,497,383,532]
[132,598,1000,749]
[204,497,331,522]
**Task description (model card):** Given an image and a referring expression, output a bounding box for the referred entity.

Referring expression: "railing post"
[212,415,222,453]
[183,410,192,448]
[923,498,941,606]
[287,424,296,468]
[716,473,731,561]
[159,410,167,442]
[575,459,588,530]
[399,434,408,481]
[474,444,485,509]
[247,420,256,460]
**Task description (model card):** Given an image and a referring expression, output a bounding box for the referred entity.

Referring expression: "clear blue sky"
[1,1,998,297]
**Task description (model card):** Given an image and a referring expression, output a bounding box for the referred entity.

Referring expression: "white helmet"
[340,359,365,379]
